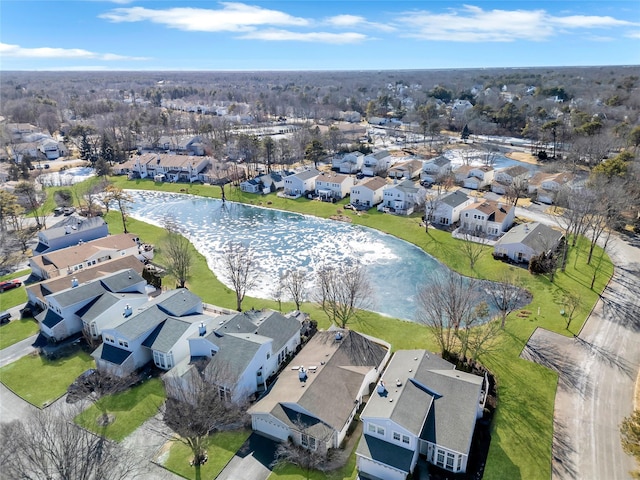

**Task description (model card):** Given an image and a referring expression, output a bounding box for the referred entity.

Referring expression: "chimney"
[298,366,307,382]
[65,225,71,235]
[377,380,386,395]
[71,277,78,288]
[335,331,343,342]
[199,322,206,336]
[123,304,132,317]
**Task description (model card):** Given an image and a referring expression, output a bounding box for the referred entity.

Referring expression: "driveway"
[216,433,279,480]
[519,209,640,479]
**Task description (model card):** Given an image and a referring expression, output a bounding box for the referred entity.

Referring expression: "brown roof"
[359,176,388,191]
[528,171,574,187]
[30,234,140,274]
[250,330,388,432]
[317,172,351,184]
[27,255,145,304]
[466,199,513,223]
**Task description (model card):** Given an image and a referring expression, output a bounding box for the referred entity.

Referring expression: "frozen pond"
[126,190,449,321]
[38,167,96,187]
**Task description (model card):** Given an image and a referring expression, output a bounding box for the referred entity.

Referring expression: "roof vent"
[199,322,206,336]
[123,304,133,318]
[298,366,307,382]
[396,378,402,387]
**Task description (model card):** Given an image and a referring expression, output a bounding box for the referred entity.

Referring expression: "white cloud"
[396,5,637,42]
[626,31,640,39]
[238,29,367,44]
[325,14,395,32]
[100,2,309,32]
[0,42,149,61]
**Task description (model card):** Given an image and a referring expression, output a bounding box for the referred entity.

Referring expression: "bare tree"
[103,184,133,233]
[466,319,503,363]
[14,181,46,229]
[280,269,309,310]
[0,405,145,480]
[315,261,372,328]
[162,218,193,288]
[162,360,248,480]
[221,241,258,311]
[485,274,529,329]
[504,175,529,207]
[563,292,582,330]
[458,231,488,269]
[417,271,481,357]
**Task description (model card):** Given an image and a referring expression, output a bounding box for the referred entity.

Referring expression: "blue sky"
[1,1,639,71]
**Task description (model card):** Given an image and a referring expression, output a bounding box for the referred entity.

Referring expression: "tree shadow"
[573,335,636,378]
[552,419,578,479]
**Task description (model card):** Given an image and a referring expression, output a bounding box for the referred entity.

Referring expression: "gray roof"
[41,216,106,241]
[271,404,335,442]
[430,156,451,167]
[142,317,193,353]
[495,222,563,251]
[291,168,320,181]
[500,165,529,178]
[362,350,483,456]
[390,179,419,194]
[356,434,414,473]
[76,292,122,321]
[99,269,144,293]
[204,331,269,383]
[93,343,131,365]
[441,190,470,208]
[156,289,201,317]
[37,309,64,328]
[370,150,390,160]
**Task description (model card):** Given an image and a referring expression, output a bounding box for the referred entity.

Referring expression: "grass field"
[0,318,39,350]
[52,177,615,479]
[0,350,94,407]
[0,269,30,311]
[75,378,165,442]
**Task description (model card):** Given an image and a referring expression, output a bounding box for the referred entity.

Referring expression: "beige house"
[315,172,354,200]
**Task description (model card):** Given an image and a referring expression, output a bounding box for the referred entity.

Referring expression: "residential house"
[362,150,394,177]
[387,159,423,180]
[141,153,210,182]
[30,233,152,280]
[4,123,39,142]
[460,200,515,236]
[240,178,262,194]
[167,309,303,402]
[527,172,575,204]
[10,142,40,163]
[356,350,488,479]
[35,269,148,342]
[380,180,422,216]
[463,166,495,190]
[494,222,564,263]
[26,254,146,310]
[454,165,474,184]
[94,289,205,377]
[138,135,204,156]
[283,169,321,197]
[332,152,364,174]
[240,172,289,194]
[250,329,390,453]
[426,189,474,226]
[315,172,354,200]
[350,177,388,209]
[421,156,452,184]
[491,165,530,195]
[38,138,60,160]
[33,216,109,256]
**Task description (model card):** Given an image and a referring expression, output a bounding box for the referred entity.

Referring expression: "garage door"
[252,416,289,441]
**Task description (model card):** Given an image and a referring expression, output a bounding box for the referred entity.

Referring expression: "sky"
[1,1,639,71]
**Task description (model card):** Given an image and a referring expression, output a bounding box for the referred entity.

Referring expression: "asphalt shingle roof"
[356,434,414,473]
[441,190,470,208]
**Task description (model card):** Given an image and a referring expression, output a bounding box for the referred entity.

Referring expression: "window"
[118,339,129,348]
[266,353,270,359]
[446,452,455,470]
[436,450,445,468]
[393,432,401,441]
[457,456,462,471]
[402,435,410,444]
[377,425,385,435]
[218,385,231,402]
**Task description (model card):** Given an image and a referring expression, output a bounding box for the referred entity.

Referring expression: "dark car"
[0,311,11,325]
[0,279,22,292]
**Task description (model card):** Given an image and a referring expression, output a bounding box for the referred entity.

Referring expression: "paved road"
[519,207,640,479]
[216,433,278,480]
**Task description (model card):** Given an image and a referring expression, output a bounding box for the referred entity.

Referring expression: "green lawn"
[0,317,39,350]
[0,350,94,407]
[60,177,615,480]
[75,378,165,442]
[163,429,251,480]
[268,442,358,480]
[0,269,29,311]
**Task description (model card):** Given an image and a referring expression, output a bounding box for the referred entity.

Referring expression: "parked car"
[0,311,11,325]
[44,164,50,169]
[0,279,22,292]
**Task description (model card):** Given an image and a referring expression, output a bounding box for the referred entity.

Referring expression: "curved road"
[518,206,640,479]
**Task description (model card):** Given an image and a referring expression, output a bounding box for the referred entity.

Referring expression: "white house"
[332,152,364,174]
[493,222,564,263]
[33,216,109,256]
[283,169,321,197]
[35,269,148,342]
[240,178,262,194]
[315,172,354,200]
[426,189,474,226]
[250,329,390,454]
[460,200,515,236]
[528,172,575,204]
[387,159,424,180]
[94,289,206,378]
[350,177,388,209]
[463,166,495,190]
[491,165,530,195]
[421,156,452,184]
[362,150,394,177]
[38,138,60,160]
[356,350,487,479]
[171,309,303,402]
[380,180,422,216]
